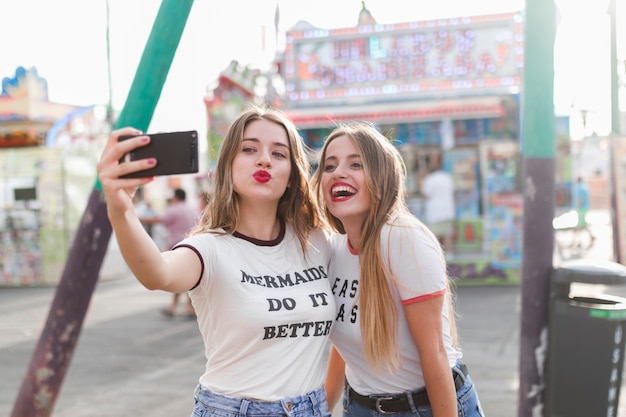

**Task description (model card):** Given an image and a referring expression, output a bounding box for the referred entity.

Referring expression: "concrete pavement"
[2,210,626,416]
[1,275,203,417]
[0,274,563,417]
[0,275,520,417]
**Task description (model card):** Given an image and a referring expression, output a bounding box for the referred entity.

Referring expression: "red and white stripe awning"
[285,96,507,129]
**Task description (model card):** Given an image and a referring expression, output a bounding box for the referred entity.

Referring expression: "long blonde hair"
[312,122,456,371]
[191,105,323,252]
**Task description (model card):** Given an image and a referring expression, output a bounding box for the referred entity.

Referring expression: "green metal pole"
[517,0,556,415]
[10,2,194,416]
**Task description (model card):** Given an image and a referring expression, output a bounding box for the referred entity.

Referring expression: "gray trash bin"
[546,260,626,417]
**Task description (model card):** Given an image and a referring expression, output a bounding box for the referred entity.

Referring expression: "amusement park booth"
[0,66,112,286]
[279,11,525,284]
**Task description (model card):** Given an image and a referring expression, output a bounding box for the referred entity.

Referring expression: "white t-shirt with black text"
[177,225,334,401]
[328,213,461,395]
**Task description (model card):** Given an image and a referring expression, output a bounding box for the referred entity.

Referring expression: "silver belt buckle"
[375,397,394,414]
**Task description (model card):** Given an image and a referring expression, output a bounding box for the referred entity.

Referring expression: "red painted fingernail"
[147,158,156,165]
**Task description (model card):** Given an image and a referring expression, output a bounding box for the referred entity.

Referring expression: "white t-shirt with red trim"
[177,226,334,401]
[328,213,461,395]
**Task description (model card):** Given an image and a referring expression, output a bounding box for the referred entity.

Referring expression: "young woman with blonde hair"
[312,122,484,417]
[97,105,334,417]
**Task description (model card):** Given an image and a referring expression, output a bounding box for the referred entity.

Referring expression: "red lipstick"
[253,170,271,183]
[330,182,357,202]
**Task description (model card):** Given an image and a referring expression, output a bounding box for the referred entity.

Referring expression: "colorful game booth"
[0,67,115,286]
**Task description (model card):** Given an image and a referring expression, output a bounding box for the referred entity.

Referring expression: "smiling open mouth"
[331,185,357,198]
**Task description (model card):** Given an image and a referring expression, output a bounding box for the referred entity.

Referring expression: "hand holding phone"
[119,130,199,178]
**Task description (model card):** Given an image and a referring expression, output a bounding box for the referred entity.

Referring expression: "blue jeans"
[191,384,332,417]
[342,362,485,417]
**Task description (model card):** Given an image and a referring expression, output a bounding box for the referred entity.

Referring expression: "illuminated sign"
[283,12,524,104]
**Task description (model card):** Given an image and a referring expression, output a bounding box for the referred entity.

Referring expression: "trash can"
[546,260,626,417]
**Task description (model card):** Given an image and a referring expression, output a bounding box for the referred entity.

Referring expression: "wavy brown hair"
[191,105,323,252]
[312,122,456,371]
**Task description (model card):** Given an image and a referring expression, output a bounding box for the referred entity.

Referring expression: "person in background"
[140,187,199,319]
[133,187,158,238]
[421,155,456,255]
[313,123,484,417]
[574,176,594,246]
[96,105,334,417]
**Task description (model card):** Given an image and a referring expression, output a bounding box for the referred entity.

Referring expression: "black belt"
[347,364,469,414]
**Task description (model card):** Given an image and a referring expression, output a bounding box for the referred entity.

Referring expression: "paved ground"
[0,276,521,417]
[1,209,625,416]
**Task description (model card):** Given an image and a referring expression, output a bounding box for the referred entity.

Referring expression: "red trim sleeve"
[401,288,447,305]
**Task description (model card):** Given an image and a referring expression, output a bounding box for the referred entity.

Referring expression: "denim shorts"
[342,362,485,417]
[191,384,332,417]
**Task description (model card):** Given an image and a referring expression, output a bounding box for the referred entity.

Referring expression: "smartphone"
[119,130,199,178]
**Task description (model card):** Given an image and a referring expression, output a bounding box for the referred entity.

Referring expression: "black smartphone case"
[119,130,199,178]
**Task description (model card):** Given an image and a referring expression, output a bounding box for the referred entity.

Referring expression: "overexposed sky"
[1,0,622,139]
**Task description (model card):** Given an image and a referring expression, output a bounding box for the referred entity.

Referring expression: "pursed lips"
[253,170,272,183]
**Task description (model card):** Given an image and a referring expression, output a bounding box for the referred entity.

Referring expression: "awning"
[0,97,78,123]
[284,96,507,129]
